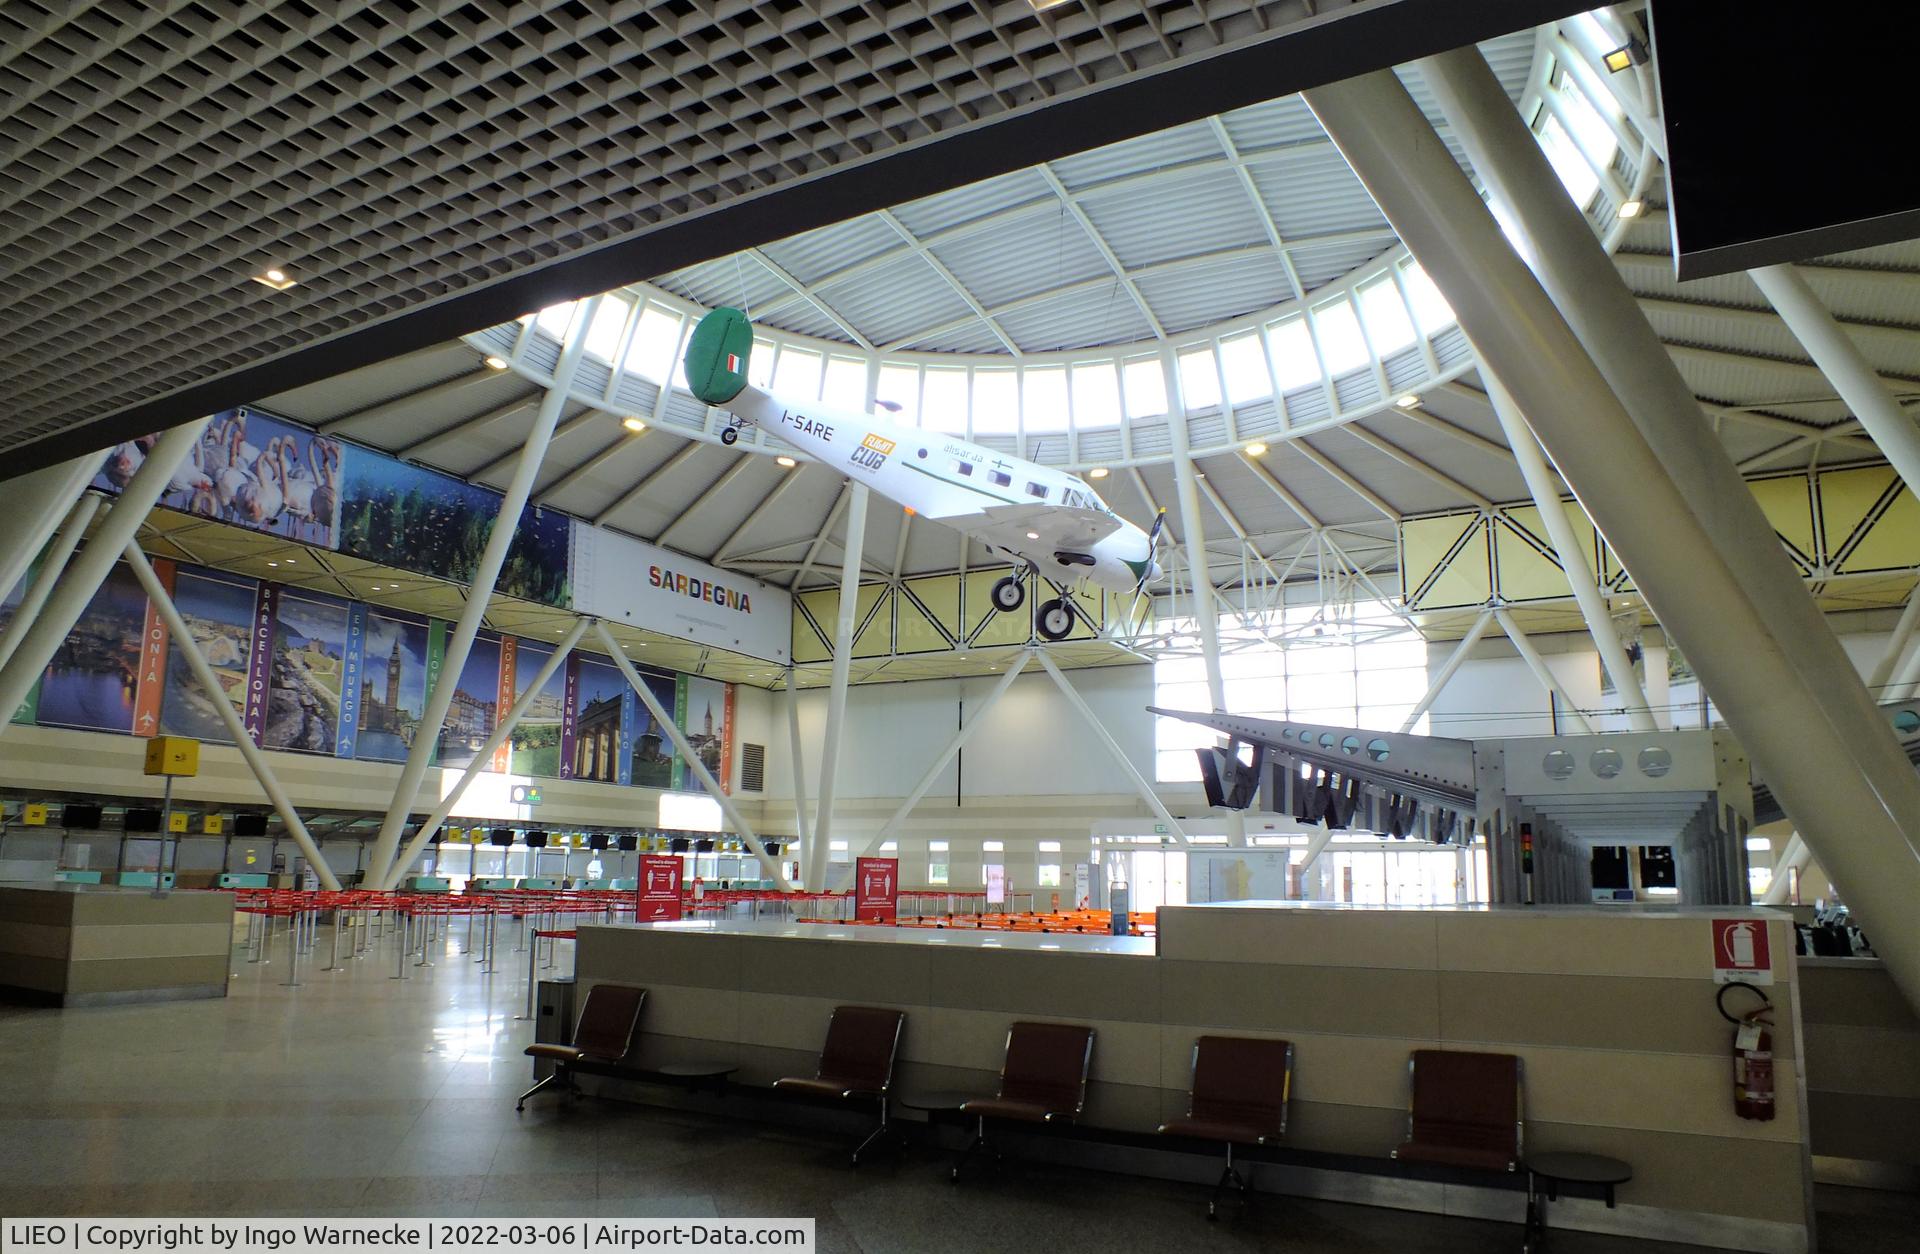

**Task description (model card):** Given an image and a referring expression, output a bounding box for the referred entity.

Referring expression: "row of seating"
[522,984,1524,1219]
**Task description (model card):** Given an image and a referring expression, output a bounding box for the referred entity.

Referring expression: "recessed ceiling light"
[1088,467,1109,479]
[267,561,278,567]
[1029,0,1074,9]
[1026,531,1040,540]
[622,416,647,433]
[484,355,509,370]
[1617,199,1644,219]
[1245,442,1268,456]
[775,455,796,468]
[1396,394,1420,408]
[252,268,296,291]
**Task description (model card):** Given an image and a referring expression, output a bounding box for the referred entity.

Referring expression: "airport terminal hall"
[11,3,1920,1253]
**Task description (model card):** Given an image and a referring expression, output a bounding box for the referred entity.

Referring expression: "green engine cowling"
[684,306,753,405]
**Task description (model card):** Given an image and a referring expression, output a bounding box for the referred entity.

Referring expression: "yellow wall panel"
[1823,466,1920,574]
[1749,473,1817,571]
[1493,513,1573,602]
[1819,465,1896,563]
[849,584,892,658]
[896,579,955,655]
[792,593,831,665]
[1402,514,1490,610]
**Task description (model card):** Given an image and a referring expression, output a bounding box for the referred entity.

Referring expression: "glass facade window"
[821,356,868,411]
[1023,367,1069,435]
[877,364,920,423]
[1267,320,1320,391]
[772,346,824,400]
[928,840,949,886]
[630,306,684,381]
[972,369,1020,434]
[1121,358,1168,417]
[1177,348,1222,412]
[922,367,969,432]
[1218,334,1270,405]
[584,296,631,362]
[1071,363,1123,429]
[1357,279,1416,355]
[1313,299,1369,374]
[1153,604,1431,782]
[1399,262,1456,337]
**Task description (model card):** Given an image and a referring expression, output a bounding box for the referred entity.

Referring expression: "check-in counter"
[1797,955,1920,1186]
[0,882,233,1006]
[576,901,1809,1254]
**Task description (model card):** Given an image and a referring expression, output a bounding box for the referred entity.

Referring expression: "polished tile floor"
[0,918,1913,1252]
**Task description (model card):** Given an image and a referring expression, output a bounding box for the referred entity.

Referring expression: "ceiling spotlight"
[484,355,509,370]
[1603,38,1648,72]
[1617,198,1644,220]
[622,416,647,433]
[1396,394,1420,408]
[267,561,278,567]
[1088,467,1109,479]
[251,267,296,291]
[775,455,797,468]
[1026,531,1041,540]
[1245,442,1268,457]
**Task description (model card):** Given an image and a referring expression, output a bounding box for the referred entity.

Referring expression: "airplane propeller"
[1134,508,1168,595]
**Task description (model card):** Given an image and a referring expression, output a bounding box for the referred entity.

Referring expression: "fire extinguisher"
[1717,982,1775,1122]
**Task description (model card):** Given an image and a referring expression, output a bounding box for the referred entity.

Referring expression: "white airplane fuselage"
[716,381,1155,597]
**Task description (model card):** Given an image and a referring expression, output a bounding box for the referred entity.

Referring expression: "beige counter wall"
[577,905,1808,1254]
[1798,958,1920,1179]
[0,884,232,1006]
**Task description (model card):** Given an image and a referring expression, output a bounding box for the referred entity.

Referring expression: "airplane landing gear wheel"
[990,576,1025,613]
[1037,598,1075,641]
[720,425,739,445]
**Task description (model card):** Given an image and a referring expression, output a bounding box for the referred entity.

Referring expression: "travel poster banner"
[353,610,431,763]
[629,668,678,789]
[436,633,500,771]
[261,587,352,755]
[335,602,369,757]
[508,640,566,777]
[491,636,518,773]
[558,655,581,780]
[159,566,258,745]
[35,560,149,735]
[569,656,629,784]
[337,445,572,607]
[94,410,345,547]
[131,559,174,738]
[241,581,278,746]
[672,675,731,792]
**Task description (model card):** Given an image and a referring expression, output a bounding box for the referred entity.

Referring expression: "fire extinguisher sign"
[1711,918,1774,986]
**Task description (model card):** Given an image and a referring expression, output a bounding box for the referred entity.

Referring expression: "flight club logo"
[851,431,895,474]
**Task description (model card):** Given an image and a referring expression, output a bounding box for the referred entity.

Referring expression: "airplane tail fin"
[685,307,753,405]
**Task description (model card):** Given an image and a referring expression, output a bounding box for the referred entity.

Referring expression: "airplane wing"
[942,502,1122,553]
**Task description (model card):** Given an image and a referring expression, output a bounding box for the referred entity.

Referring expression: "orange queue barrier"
[793,908,1156,938]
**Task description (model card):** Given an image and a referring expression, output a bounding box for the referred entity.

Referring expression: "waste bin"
[531,977,576,1083]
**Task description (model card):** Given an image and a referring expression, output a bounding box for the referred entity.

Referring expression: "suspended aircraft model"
[684,307,1164,641]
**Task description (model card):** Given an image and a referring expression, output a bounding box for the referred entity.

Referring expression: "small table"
[1522,1152,1632,1252]
[898,1090,981,1139]
[658,1061,736,1096]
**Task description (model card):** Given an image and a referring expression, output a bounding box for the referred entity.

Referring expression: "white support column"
[1401,606,1494,733]
[593,621,792,890]
[784,666,812,872]
[1892,638,1920,704]
[1868,589,1920,697]
[1163,350,1226,713]
[833,650,1033,890]
[1297,827,1336,874]
[1761,834,1809,906]
[1312,62,1920,1012]
[1485,375,1656,730]
[378,617,592,889]
[1494,607,1594,734]
[121,541,341,891]
[0,450,109,604]
[367,296,601,885]
[0,493,101,674]
[0,421,207,738]
[809,481,869,890]
[1033,649,1187,843]
[1750,264,1920,494]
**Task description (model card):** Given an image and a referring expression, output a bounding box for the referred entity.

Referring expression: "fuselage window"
[988,470,1012,487]
[1026,482,1049,499]
[953,460,974,477]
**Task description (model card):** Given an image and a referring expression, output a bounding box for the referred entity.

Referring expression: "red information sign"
[636,854,684,922]
[1712,918,1774,986]
[854,857,899,923]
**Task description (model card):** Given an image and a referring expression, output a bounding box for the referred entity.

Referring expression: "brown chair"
[952,1021,1095,1181]
[1157,1035,1294,1218]
[772,1006,907,1165]
[518,983,647,1111]
[1391,1049,1523,1173]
